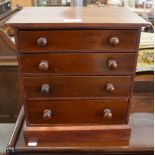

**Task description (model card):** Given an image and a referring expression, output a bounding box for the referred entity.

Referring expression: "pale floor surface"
[0,123,15,155]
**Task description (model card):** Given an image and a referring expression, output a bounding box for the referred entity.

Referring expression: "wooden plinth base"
[24,124,131,146]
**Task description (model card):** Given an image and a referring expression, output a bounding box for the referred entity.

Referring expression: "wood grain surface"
[5,6,148,146]
[26,99,128,125]
[24,124,131,146]
[18,29,137,53]
[23,76,131,100]
[21,53,135,75]
[6,7,148,28]
[6,93,154,155]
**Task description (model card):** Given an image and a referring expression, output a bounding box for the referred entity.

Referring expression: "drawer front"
[21,53,135,75]
[23,76,131,100]
[18,30,137,53]
[27,99,128,125]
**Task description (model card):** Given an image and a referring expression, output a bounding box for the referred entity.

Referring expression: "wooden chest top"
[6,7,148,28]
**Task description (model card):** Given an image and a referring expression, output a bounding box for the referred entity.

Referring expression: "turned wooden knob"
[43,109,52,120]
[106,83,115,93]
[103,109,112,119]
[41,84,50,95]
[39,60,49,71]
[37,37,48,47]
[109,36,119,46]
[108,60,118,70]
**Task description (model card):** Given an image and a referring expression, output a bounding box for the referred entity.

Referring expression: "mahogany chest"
[6,6,148,146]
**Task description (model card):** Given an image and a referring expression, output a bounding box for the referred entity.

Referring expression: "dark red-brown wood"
[23,76,131,100]
[21,53,135,75]
[5,7,149,28]
[26,99,128,125]
[24,124,131,146]
[18,29,138,53]
[5,7,149,147]
[6,93,154,155]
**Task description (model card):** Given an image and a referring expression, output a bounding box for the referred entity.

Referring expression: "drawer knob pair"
[40,83,115,95]
[43,109,52,120]
[39,60,49,71]
[38,59,117,71]
[109,36,119,46]
[108,60,118,70]
[37,37,48,47]
[103,109,112,119]
[42,109,112,120]
[37,36,119,47]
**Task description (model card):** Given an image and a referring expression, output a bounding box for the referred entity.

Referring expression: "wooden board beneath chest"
[24,123,131,146]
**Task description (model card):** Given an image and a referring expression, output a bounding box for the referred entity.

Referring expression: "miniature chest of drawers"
[6,7,148,146]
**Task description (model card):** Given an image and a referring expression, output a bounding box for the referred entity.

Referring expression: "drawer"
[21,53,135,75]
[27,99,128,125]
[23,76,131,100]
[18,30,137,53]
